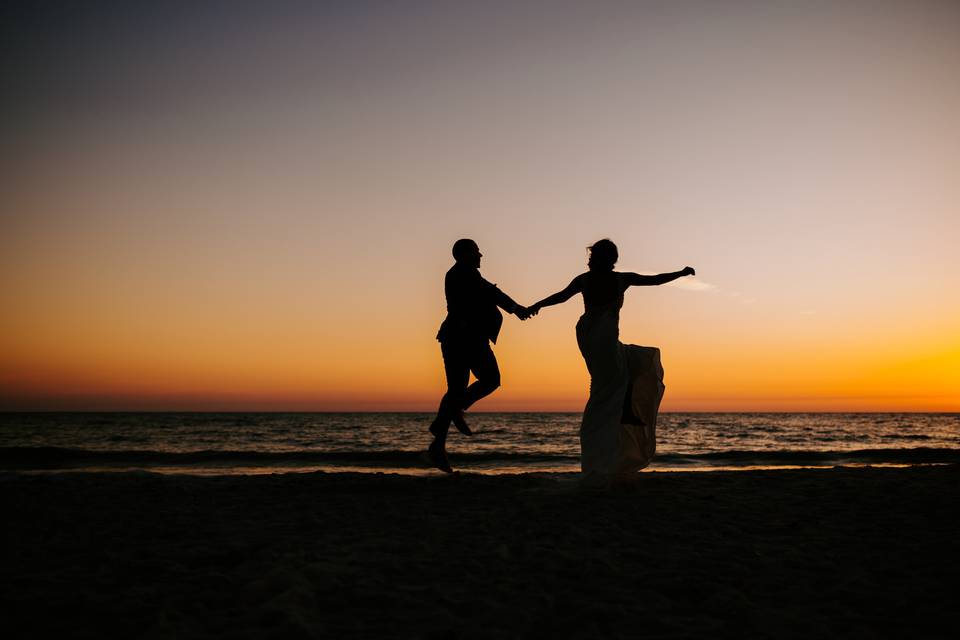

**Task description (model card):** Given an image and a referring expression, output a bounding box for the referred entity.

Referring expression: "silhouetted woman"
[529,239,695,484]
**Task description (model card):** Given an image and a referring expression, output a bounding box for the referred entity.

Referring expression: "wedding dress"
[576,308,664,482]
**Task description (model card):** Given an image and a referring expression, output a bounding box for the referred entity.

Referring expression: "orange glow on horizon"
[2,308,957,411]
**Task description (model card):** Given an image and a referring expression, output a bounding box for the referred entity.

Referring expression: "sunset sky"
[2,0,958,411]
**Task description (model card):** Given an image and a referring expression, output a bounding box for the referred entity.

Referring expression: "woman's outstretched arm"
[624,267,695,287]
[529,275,585,315]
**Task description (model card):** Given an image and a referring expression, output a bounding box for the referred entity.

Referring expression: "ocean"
[1,412,958,475]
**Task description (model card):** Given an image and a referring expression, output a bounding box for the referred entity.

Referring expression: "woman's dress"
[576,303,665,481]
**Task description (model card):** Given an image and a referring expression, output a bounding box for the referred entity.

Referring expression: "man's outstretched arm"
[487,280,527,317]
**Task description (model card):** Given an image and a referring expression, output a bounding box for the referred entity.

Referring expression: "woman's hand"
[519,303,540,320]
[516,304,539,320]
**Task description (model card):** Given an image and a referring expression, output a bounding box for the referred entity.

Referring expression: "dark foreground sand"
[3,466,959,639]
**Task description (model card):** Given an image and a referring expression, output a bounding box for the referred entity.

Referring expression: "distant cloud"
[668,277,717,292]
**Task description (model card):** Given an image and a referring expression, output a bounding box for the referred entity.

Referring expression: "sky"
[2,0,958,411]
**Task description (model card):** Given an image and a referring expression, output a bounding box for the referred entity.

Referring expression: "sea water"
[1,412,958,475]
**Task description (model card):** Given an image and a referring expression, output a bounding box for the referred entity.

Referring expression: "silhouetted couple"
[428,238,695,484]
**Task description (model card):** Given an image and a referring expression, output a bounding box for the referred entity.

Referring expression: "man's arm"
[477,274,524,316]
[623,267,695,287]
[493,285,523,315]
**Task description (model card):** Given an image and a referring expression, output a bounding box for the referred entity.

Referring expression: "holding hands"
[515,305,539,321]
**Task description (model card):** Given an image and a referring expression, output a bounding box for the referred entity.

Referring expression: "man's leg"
[429,341,469,445]
[462,341,501,411]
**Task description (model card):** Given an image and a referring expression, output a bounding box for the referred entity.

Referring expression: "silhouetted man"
[428,239,529,472]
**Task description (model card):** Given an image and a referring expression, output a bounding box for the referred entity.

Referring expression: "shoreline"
[5,460,954,477]
[4,465,959,638]
[4,443,959,477]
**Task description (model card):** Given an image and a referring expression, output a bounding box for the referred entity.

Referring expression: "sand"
[3,465,958,639]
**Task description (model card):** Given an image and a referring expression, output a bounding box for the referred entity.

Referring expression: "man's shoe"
[452,410,473,436]
[427,440,454,473]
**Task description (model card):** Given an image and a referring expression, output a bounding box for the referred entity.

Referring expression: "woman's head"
[587,239,618,272]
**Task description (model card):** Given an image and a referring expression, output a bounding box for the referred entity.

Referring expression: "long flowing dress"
[576,305,665,482]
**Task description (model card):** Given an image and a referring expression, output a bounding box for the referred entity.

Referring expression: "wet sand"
[3,465,958,638]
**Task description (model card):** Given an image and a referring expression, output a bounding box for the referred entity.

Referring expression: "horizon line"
[1,409,957,415]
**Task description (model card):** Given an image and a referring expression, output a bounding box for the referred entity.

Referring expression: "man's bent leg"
[462,342,501,411]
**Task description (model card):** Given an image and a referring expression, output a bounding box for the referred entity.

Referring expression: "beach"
[3,465,958,639]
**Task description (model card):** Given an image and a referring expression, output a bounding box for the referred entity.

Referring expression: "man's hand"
[682,266,696,277]
[515,305,537,321]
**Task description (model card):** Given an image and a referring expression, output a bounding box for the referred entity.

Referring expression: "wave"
[1,446,959,470]
[0,446,578,469]
[653,448,960,466]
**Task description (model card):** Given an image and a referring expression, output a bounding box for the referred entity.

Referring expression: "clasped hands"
[515,304,540,321]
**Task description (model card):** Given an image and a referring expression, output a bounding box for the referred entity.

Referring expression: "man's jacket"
[436,263,518,345]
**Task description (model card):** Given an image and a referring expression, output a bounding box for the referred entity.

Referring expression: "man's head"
[452,238,482,268]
